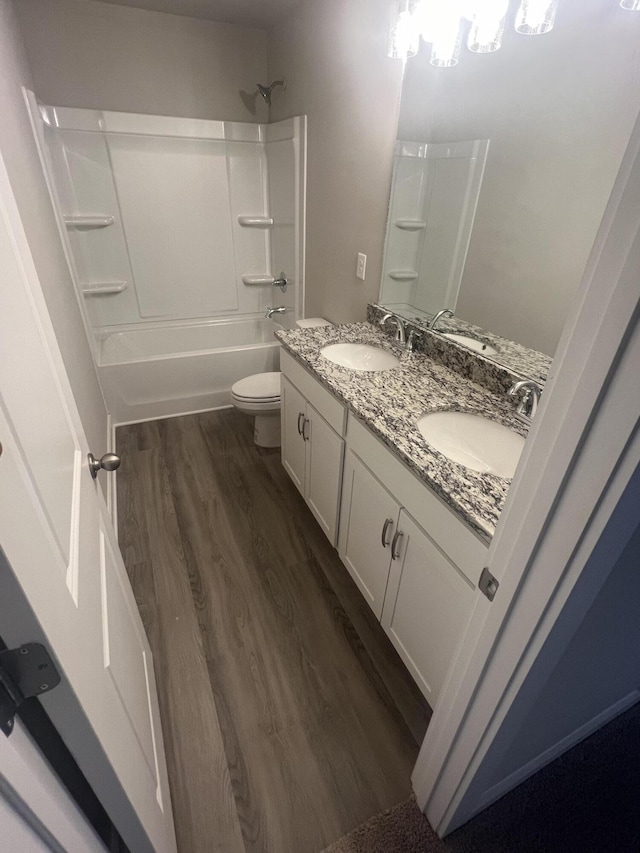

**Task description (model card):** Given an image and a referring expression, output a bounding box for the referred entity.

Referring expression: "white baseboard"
[111,402,233,429]
[477,690,640,813]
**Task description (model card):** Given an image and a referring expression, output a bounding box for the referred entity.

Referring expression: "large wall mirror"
[380,138,489,320]
[379,0,640,361]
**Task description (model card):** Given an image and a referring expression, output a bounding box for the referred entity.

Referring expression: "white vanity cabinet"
[338,450,402,619]
[279,346,490,708]
[338,415,488,706]
[380,509,476,705]
[280,350,347,546]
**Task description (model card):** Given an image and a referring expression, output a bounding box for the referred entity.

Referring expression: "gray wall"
[0,0,107,456]
[17,0,404,326]
[16,0,269,122]
[267,0,404,322]
[489,520,640,787]
[398,0,640,355]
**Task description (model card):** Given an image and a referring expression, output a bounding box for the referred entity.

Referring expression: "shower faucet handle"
[272,272,288,293]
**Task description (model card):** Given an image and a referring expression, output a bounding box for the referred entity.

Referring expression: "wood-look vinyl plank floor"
[117,409,431,853]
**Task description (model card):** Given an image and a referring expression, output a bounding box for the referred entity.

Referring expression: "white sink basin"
[417,411,524,478]
[443,333,498,356]
[320,342,400,371]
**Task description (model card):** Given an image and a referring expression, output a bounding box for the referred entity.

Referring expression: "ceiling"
[90,0,302,28]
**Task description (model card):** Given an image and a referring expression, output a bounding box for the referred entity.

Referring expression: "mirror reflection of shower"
[380,139,490,322]
[257,80,286,106]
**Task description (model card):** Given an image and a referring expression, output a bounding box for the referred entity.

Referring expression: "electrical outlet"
[356,252,367,281]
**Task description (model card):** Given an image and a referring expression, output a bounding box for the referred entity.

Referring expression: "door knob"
[88,452,121,479]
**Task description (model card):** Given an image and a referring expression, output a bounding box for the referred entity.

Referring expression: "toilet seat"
[231,371,281,403]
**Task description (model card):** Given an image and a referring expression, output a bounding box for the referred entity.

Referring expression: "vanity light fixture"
[390,0,640,67]
[388,0,421,60]
[425,0,467,66]
[388,0,568,67]
[467,0,510,53]
[514,0,559,34]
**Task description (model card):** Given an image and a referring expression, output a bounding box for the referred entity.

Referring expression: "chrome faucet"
[379,312,406,344]
[429,308,454,331]
[265,306,286,319]
[508,380,542,420]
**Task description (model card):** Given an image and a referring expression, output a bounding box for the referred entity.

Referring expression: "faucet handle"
[508,380,542,420]
[272,272,288,293]
[406,329,422,352]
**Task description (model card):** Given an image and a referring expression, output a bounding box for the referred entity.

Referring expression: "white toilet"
[231,318,332,448]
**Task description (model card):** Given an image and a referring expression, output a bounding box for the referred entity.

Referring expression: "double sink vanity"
[276,304,549,708]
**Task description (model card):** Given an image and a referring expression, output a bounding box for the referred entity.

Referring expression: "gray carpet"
[323,701,640,852]
[446,700,640,853]
[322,798,445,853]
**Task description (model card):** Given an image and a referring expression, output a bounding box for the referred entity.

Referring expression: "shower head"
[257,80,285,107]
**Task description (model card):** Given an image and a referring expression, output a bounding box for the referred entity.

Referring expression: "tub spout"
[266,306,286,319]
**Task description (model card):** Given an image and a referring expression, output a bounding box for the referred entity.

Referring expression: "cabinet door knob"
[381,518,394,548]
[297,412,305,435]
[302,418,310,442]
[391,529,404,560]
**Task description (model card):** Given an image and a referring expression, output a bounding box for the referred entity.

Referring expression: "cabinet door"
[305,403,344,546]
[381,510,475,706]
[281,375,307,494]
[338,451,400,619]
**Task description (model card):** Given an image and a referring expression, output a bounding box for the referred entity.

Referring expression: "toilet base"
[254,412,281,448]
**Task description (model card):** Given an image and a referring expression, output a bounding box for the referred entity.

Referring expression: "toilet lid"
[295,317,333,328]
[232,371,281,401]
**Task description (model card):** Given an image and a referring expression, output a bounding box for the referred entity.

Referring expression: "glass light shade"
[430,22,463,66]
[620,0,640,9]
[388,0,420,60]
[417,0,467,41]
[514,0,559,34]
[467,0,509,52]
[417,0,465,66]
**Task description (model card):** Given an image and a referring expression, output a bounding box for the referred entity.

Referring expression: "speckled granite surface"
[369,303,552,385]
[276,322,529,542]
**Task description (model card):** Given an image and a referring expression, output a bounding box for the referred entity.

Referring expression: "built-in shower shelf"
[388,270,419,281]
[237,216,273,228]
[64,215,115,229]
[81,281,128,295]
[242,274,275,286]
[394,219,426,231]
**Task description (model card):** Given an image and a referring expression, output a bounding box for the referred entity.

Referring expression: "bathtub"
[97,317,284,424]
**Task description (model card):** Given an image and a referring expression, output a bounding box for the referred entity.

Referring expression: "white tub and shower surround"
[380,139,489,320]
[26,94,306,421]
[98,317,284,423]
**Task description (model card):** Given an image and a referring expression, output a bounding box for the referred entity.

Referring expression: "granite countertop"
[276,321,528,542]
[370,303,552,383]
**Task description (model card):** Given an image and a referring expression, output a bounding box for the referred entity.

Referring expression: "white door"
[305,403,344,546]
[338,451,399,618]
[0,151,176,853]
[381,510,475,705]
[281,375,307,493]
